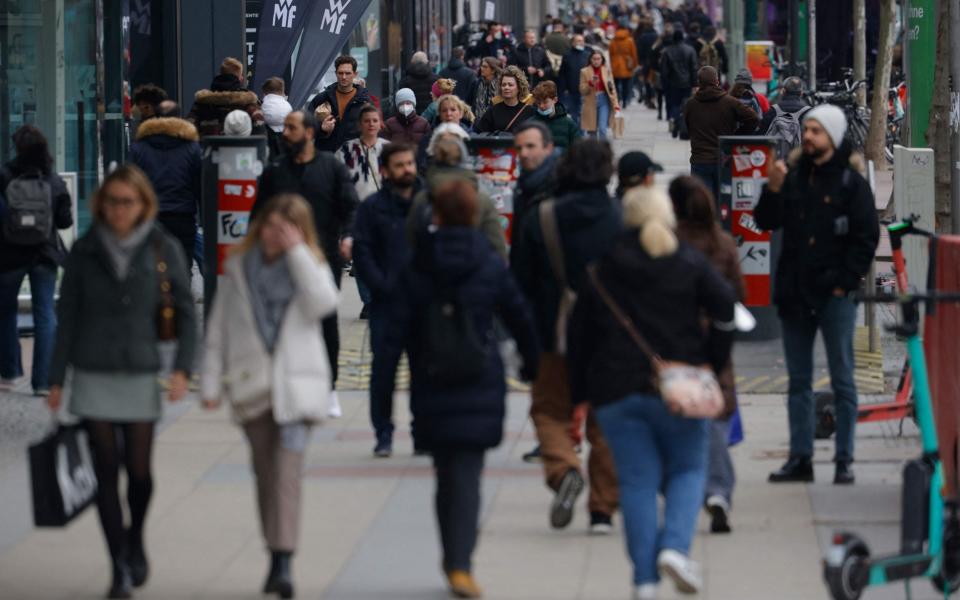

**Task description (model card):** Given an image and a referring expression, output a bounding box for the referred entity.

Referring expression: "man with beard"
[756,104,879,486]
[350,143,422,457]
[253,110,360,412]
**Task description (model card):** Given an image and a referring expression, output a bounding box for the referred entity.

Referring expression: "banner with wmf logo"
[252,0,316,94]
[288,0,375,109]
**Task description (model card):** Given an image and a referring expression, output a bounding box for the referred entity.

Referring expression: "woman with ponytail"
[567,182,736,600]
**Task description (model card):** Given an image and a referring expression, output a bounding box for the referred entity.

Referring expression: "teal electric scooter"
[823,221,960,599]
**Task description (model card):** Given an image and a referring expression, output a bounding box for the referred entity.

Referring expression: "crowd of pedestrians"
[0,2,884,600]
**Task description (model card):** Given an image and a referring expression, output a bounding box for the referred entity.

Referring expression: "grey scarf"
[244,248,296,354]
[96,220,155,280]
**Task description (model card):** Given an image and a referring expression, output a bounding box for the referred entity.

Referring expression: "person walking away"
[683,66,759,204]
[383,178,539,598]
[187,57,259,138]
[421,79,458,126]
[262,77,293,159]
[132,84,167,123]
[202,194,338,599]
[308,56,374,153]
[609,26,640,108]
[0,126,73,396]
[511,139,622,534]
[557,34,593,127]
[615,151,664,199]
[351,143,423,457]
[668,175,745,534]
[384,88,432,145]
[634,19,660,109]
[474,66,535,134]
[398,51,439,116]
[472,57,502,123]
[729,69,762,133]
[568,187,735,599]
[46,165,197,598]
[698,26,727,81]
[129,113,202,272]
[439,47,478,107]
[510,30,552,89]
[648,25,672,119]
[254,111,359,417]
[756,104,879,485]
[531,81,581,149]
[759,76,810,158]
[660,30,698,138]
[579,51,620,140]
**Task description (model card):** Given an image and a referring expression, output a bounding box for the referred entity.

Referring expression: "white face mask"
[398,103,415,117]
[575,44,585,51]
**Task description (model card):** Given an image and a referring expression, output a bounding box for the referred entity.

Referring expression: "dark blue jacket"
[351,180,422,302]
[557,46,593,97]
[385,227,539,451]
[128,118,202,215]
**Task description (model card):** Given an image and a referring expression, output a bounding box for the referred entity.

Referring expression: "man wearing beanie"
[384,88,432,146]
[755,103,879,486]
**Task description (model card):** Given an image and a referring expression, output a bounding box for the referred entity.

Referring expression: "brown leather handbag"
[154,237,177,341]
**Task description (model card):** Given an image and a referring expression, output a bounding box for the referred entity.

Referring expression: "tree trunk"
[865,0,895,164]
[854,0,867,106]
[928,0,953,232]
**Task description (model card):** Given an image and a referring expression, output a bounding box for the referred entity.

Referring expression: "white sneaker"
[657,549,701,594]
[634,583,658,599]
[327,391,343,418]
[0,377,22,391]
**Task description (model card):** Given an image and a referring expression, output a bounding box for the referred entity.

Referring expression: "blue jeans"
[690,163,720,210]
[561,92,583,129]
[593,92,611,139]
[781,296,858,462]
[596,393,709,585]
[0,262,58,390]
[706,418,735,505]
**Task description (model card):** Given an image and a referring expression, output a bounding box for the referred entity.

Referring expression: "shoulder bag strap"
[539,200,567,287]
[587,265,662,367]
[504,103,531,132]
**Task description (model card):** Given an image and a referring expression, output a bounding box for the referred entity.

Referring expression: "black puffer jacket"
[128,117,202,215]
[398,62,439,115]
[568,233,735,408]
[509,43,552,88]
[754,142,880,316]
[438,58,479,106]
[186,74,259,138]
[0,162,73,273]
[660,39,699,89]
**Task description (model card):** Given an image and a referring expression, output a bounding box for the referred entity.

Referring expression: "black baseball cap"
[618,151,664,185]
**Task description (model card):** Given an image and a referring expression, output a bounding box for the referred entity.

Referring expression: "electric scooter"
[823,222,960,600]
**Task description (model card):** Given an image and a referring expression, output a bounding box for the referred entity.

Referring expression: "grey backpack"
[765,105,804,156]
[3,172,53,246]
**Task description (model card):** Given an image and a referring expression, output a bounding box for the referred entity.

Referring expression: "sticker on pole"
[739,242,771,275]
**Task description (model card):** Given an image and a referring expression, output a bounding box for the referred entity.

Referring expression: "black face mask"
[284,137,308,156]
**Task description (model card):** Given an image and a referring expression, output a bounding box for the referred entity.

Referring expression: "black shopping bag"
[28,424,98,527]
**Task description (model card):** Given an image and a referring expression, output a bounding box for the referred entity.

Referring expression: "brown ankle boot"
[446,570,482,598]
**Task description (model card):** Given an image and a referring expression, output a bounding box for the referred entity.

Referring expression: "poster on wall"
[745,40,774,83]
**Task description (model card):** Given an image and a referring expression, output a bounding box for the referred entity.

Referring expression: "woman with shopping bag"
[47,165,197,599]
[201,193,339,599]
[579,50,620,139]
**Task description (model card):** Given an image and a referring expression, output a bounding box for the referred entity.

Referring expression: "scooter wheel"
[815,391,837,440]
[825,547,869,600]
[932,571,960,595]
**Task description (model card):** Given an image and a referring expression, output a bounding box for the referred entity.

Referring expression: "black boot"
[263,550,294,598]
[768,456,814,483]
[126,530,149,588]
[107,557,133,599]
[834,461,855,485]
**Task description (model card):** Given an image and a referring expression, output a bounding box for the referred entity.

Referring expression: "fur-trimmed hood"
[192,88,258,108]
[785,141,866,175]
[135,117,199,142]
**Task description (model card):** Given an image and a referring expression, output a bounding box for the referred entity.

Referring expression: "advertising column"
[467,136,519,244]
[720,136,780,340]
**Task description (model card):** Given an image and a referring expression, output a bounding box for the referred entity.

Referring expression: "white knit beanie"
[803,104,847,149]
[395,88,417,108]
[223,109,252,136]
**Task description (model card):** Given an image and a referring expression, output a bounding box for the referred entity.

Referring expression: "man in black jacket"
[557,35,593,127]
[439,47,478,106]
[660,30,699,138]
[510,30,553,89]
[253,111,360,401]
[512,139,622,533]
[187,57,259,138]
[352,144,421,458]
[308,56,374,153]
[755,104,879,486]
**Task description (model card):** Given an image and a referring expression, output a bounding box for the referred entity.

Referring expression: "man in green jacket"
[531,81,581,148]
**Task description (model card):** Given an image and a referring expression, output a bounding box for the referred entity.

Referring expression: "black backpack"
[2,171,53,246]
[420,285,489,387]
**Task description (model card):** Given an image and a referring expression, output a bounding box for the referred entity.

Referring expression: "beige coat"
[579,64,619,133]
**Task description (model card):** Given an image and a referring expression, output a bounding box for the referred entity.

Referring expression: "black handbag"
[28,424,98,527]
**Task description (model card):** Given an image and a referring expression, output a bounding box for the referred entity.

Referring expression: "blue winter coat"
[384,227,540,451]
[128,118,202,215]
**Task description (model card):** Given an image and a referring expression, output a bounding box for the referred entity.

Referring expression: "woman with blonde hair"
[474,65,534,134]
[567,185,735,600]
[421,78,458,125]
[47,164,197,598]
[202,193,339,599]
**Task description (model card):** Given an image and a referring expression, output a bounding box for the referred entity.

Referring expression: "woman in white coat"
[201,193,338,599]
